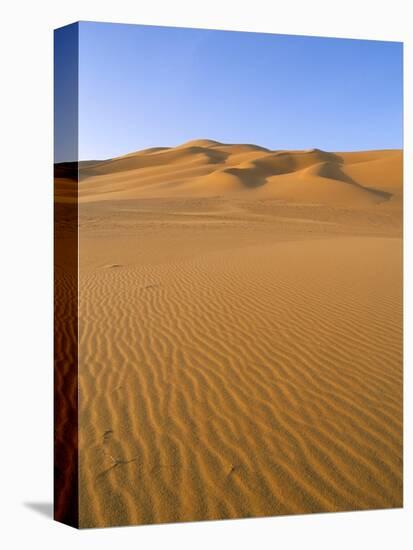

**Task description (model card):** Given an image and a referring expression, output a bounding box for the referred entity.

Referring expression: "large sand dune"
[67,141,402,527]
[77,140,402,205]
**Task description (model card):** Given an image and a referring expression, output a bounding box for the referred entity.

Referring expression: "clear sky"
[63,22,402,161]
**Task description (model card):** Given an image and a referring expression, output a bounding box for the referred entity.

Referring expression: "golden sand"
[67,141,402,527]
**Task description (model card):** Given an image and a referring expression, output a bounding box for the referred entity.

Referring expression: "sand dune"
[77,141,402,207]
[73,141,402,527]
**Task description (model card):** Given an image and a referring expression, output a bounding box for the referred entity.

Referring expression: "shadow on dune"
[315,160,392,200]
[216,150,344,190]
[222,150,393,199]
[222,166,268,188]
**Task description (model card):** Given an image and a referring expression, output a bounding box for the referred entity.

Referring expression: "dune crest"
[72,141,402,206]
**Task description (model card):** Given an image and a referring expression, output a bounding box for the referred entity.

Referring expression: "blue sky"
[56,22,403,162]
[54,23,78,163]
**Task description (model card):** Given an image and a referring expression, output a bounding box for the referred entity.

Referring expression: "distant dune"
[68,140,403,206]
[59,140,403,527]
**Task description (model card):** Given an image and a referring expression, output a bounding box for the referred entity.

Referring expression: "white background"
[0,0,411,548]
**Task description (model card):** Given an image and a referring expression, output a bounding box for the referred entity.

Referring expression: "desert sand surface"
[54,165,79,525]
[71,141,402,527]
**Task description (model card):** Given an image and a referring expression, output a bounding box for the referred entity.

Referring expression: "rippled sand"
[65,141,402,527]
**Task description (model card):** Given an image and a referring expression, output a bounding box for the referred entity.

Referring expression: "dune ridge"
[74,140,402,206]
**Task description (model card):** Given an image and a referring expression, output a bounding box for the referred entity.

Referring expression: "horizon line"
[56,140,403,165]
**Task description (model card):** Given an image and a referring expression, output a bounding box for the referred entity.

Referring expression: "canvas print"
[54,21,403,528]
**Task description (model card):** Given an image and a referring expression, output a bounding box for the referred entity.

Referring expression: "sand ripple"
[78,236,402,527]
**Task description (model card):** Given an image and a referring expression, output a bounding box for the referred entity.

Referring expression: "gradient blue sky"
[73,22,403,161]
